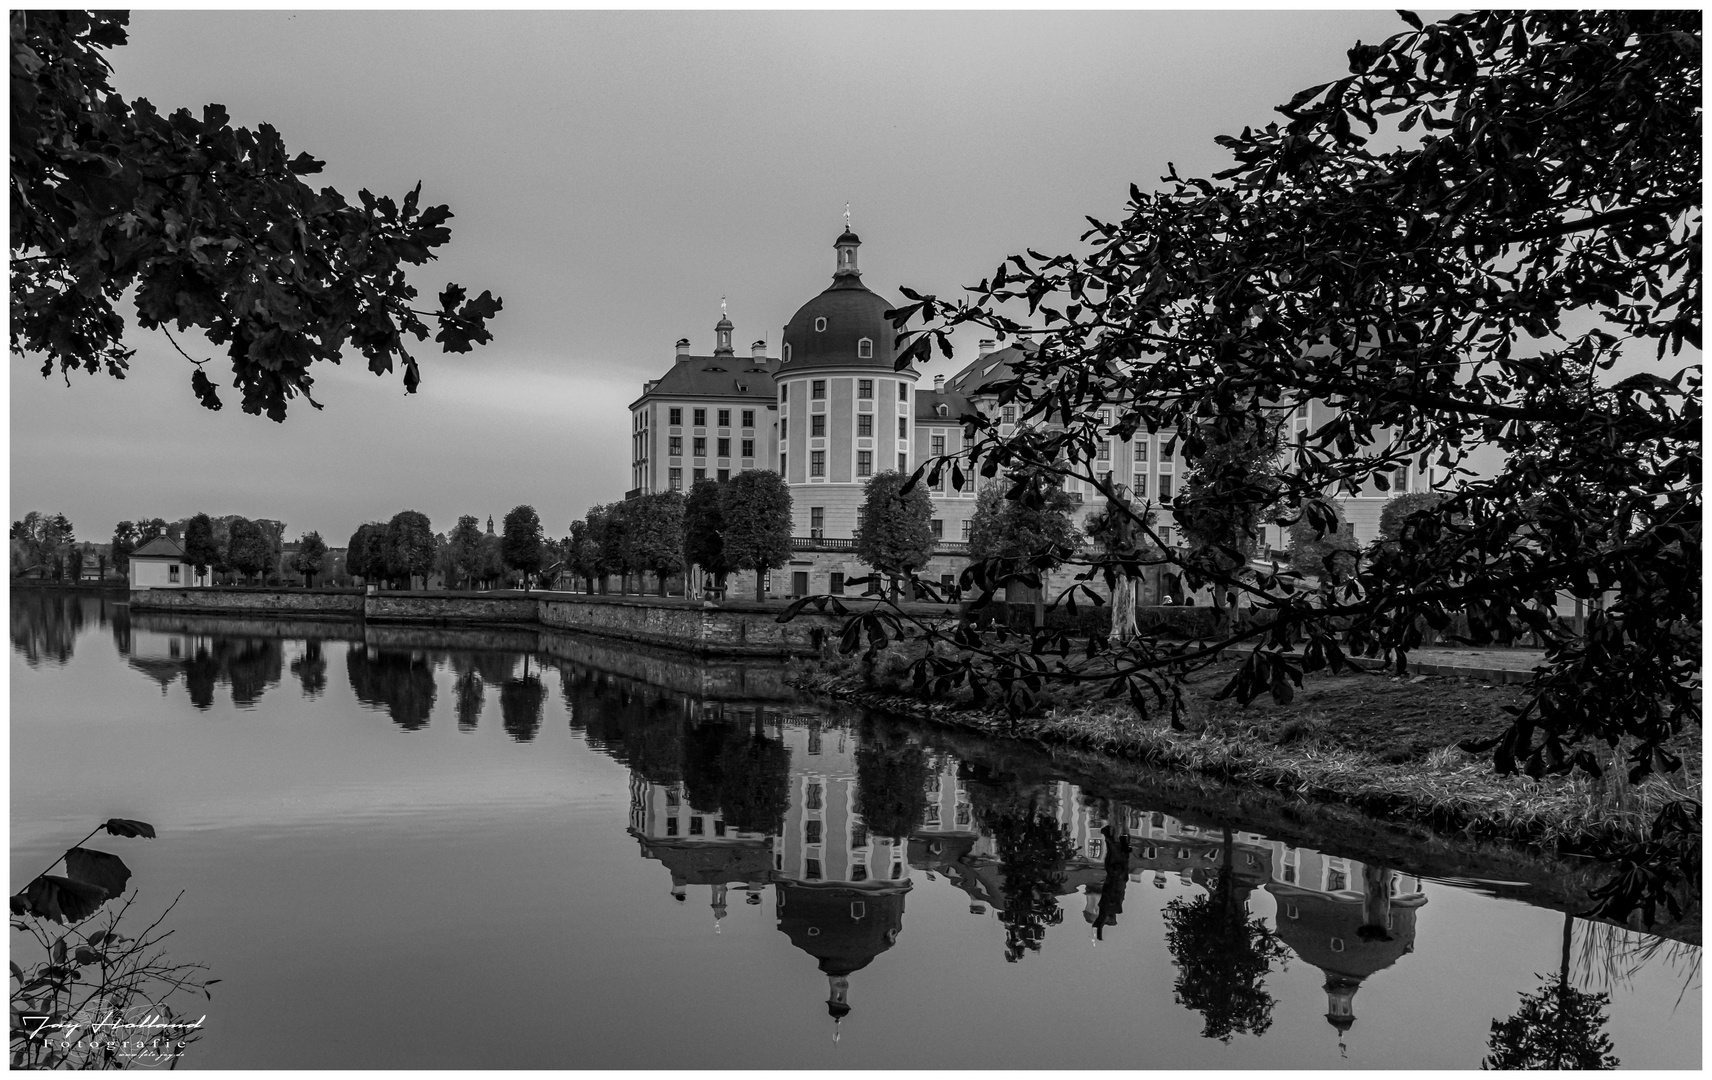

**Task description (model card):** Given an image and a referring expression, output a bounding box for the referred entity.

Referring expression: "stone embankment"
[127,587,951,658]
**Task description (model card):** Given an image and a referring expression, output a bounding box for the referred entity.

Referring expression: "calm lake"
[10,592,1701,1069]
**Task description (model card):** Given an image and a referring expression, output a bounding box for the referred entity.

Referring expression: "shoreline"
[789,664,1698,880]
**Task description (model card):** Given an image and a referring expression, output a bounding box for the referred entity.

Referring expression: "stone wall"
[363,593,539,625]
[128,587,944,658]
[128,588,364,617]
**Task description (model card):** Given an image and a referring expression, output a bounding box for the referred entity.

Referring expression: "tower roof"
[780,229,913,375]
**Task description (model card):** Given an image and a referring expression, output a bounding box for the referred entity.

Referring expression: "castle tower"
[774,223,921,539]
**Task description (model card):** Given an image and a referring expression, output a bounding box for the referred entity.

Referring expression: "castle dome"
[778,229,915,375]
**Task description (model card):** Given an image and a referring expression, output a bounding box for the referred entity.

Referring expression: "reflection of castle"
[626,715,913,1033]
[622,715,1428,1043]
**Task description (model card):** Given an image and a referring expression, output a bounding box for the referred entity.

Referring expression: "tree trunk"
[1111,576,1138,643]
[657,569,667,597]
[756,569,766,602]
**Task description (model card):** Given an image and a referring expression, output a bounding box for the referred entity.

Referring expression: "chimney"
[675,338,691,361]
[751,339,767,360]
[934,375,945,393]
[979,339,997,355]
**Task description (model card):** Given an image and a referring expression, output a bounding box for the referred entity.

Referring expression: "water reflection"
[17,595,1694,1065]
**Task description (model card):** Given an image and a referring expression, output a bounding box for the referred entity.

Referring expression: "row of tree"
[346,506,547,591]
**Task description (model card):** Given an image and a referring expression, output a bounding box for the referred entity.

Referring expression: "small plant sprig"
[10,819,216,1069]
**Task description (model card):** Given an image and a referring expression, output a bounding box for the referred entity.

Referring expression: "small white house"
[128,536,202,589]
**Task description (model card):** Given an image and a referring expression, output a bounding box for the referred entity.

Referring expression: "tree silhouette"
[1484,912,1620,1069]
[1161,828,1290,1042]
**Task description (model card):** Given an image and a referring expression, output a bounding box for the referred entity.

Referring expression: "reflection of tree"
[1090,818,1131,940]
[290,639,328,698]
[717,716,791,835]
[9,590,84,666]
[177,638,284,710]
[345,646,437,730]
[473,653,517,684]
[1484,912,1620,1069]
[453,672,484,730]
[968,775,1075,963]
[681,719,731,813]
[1162,828,1290,1042]
[499,670,546,742]
[854,729,931,840]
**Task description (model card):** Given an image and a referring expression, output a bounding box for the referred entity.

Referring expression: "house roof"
[914,386,977,425]
[635,355,779,406]
[131,536,187,560]
[944,341,1039,398]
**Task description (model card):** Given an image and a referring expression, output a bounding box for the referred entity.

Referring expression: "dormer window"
[814,317,827,332]
[783,343,792,363]
[936,404,948,417]
[857,337,873,358]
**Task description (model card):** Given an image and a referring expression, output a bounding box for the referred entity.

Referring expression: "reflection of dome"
[1267,886,1424,1035]
[775,882,907,977]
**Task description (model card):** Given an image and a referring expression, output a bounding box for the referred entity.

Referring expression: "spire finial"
[721,295,727,317]
[844,202,851,231]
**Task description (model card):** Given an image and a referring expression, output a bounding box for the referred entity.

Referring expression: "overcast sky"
[13,8,1446,545]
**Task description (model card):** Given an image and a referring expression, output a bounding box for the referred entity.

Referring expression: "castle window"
[693,467,705,482]
[1002,406,1016,423]
[830,572,844,594]
[857,451,872,477]
[858,338,873,358]
[811,415,826,437]
[741,409,754,428]
[811,451,825,477]
[898,417,907,439]
[689,816,704,836]
[780,385,788,403]
[1158,474,1174,500]
[669,436,682,456]
[858,414,873,437]
[899,383,908,401]
[960,519,971,541]
[898,452,907,471]
[812,380,826,399]
[811,507,824,539]
[931,519,943,539]
[669,407,682,426]
[741,439,754,457]
[669,468,682,492]
[815,317,827,332]
[717,409,730,427]
[780,418,787,440]
[717,437,730,457]
[931,435,946,457]
[858,379,873,399]
[1133,473,1146,497]
[693,437,706,457]
[806,820,822,845]
[693,408,706,426]
[784,344,792,364]
[717,468,729,482]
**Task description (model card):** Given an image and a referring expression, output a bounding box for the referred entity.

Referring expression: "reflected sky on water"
[11,593,1701,1069]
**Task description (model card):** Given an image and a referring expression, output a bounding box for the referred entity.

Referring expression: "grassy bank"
[791,652,1699,855]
